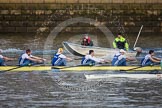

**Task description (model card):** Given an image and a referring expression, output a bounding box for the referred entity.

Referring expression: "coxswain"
[113,33,129,51]
[51,48,72,66]
[141,50,161,66]
[19,49,46,66]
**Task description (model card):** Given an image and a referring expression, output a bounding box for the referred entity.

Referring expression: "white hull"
[63,41,137,59]
[85,74,162,79]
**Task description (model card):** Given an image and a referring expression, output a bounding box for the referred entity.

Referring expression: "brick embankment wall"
[0,0,162,35]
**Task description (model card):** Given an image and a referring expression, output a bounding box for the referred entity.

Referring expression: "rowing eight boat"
[0,66,161,72]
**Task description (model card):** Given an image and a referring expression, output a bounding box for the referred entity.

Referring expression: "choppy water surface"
[0,33,162,107]
[0,72,162,108]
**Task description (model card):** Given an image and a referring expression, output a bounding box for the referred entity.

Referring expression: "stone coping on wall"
[0,0,162,4]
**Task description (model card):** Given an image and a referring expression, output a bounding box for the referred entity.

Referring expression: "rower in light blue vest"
[112,49,127,66]
[141,50,161,66]
[81,50,105,65]
[19,49,46,66]
[112,49,135,66]
[51,48,72,66]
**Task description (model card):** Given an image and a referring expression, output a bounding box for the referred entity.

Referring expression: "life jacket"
[82,36,93,46]
[87,37,91,44]
[82,40,89,46]
[51,54,62,66]
[111,54,121,66]
[114,37,127,49]
[116,41,126,49]
[115,40,126,49]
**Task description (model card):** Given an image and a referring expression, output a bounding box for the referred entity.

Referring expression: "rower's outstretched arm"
[27,57,43,63]
[150,57,161,63]
[31,56,46,61]
[152,56,161,61]
[66,57,73,61]
[3,56,15,61]
[126,57,137,61]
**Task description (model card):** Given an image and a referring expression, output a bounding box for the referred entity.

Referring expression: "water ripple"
[0,72,162,108]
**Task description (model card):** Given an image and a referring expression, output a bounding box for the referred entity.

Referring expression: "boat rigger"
[0,65,161,72]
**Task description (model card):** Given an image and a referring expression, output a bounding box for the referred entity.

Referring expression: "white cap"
[119,49,126,53]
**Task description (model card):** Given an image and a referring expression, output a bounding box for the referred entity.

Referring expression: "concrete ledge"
[0,0,10,3]
[146,0,158,3]
[78,0,89,3]
[0,0,161,3]
[123,0,135,3]
[44,0,56,3]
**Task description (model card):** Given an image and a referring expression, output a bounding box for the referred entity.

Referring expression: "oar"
[0,65,25,73]
[120,65,143,71]
[0,63,46,73]
[73,57,82,60]
[133,25,143,49]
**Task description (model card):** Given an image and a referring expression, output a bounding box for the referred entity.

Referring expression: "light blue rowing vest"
[141,55,151,66]
[51,54,62,66]
[111,54,121,66]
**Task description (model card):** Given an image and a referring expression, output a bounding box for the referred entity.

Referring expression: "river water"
[0,33,162,107]
[0,72,162,108]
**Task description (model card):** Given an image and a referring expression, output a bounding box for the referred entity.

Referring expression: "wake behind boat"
[85,73,162,79]
[62,41,140,59]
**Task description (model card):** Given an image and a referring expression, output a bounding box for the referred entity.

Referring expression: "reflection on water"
[0,72,162,107]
